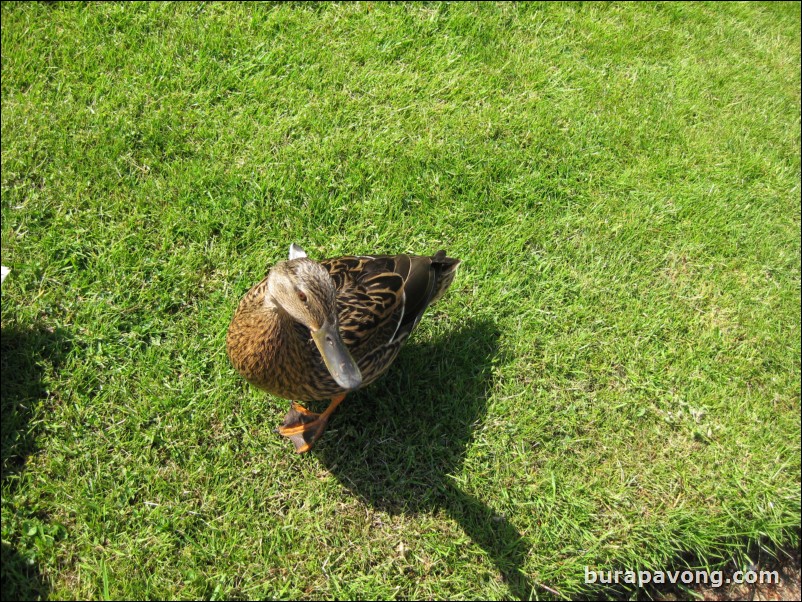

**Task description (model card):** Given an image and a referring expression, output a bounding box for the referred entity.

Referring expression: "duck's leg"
[279,402,320,429]
[277,394,347,453]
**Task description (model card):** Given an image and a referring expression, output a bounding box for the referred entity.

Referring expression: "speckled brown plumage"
[226,249,460,446]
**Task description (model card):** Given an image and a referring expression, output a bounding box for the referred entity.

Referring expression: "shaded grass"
[2,1,800,599]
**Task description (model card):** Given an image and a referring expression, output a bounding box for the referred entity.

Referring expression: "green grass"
[1,2,799,599]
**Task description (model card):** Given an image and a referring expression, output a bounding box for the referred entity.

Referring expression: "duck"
[226,244,461,453]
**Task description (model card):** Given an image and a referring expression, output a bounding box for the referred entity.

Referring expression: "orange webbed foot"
[277,395,347,453]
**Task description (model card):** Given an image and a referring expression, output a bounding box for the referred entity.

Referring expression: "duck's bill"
[311,321,363,390]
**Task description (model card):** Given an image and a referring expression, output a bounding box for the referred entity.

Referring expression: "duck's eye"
[297,290,307,303]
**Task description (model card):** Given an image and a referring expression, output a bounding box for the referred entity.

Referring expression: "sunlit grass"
[2,2,799,599]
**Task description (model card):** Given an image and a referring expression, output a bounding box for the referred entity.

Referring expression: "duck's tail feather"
[429,251,461,306]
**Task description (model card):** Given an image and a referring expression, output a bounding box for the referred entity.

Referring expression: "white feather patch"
[289,244,307,260]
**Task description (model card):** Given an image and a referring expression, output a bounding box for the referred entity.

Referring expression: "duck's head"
[266,244,362,391]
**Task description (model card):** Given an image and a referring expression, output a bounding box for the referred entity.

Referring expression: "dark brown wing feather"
[318,252,460,386]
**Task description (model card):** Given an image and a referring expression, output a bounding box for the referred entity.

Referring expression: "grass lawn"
[1,2,800,599]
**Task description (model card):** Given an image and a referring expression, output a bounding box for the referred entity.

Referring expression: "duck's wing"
[320,252,460,357]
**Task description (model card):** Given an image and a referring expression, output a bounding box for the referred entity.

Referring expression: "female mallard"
[226,244,461,453]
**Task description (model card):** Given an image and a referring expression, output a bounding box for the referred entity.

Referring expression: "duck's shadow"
[311,319,533,599]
